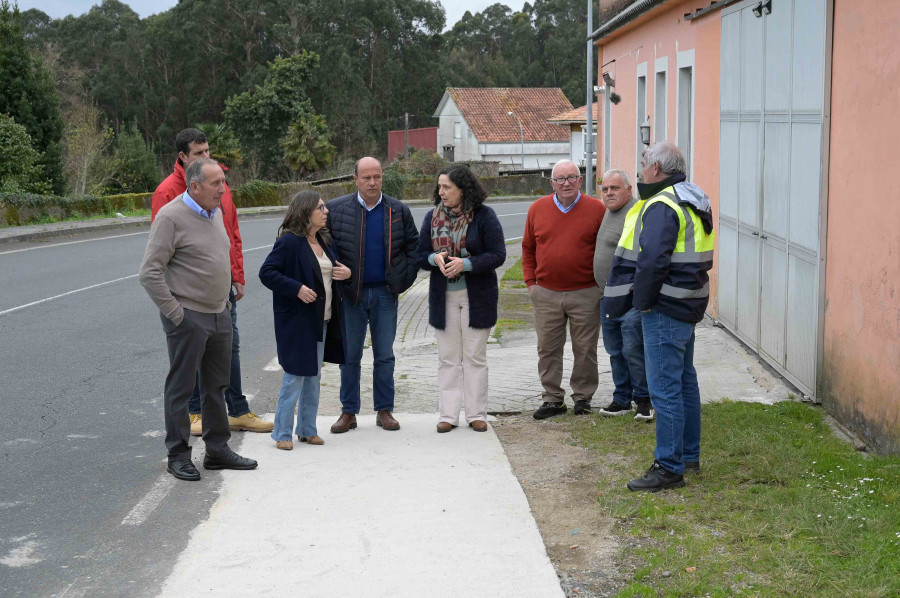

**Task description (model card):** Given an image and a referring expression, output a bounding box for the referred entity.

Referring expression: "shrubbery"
[232,180,281,208]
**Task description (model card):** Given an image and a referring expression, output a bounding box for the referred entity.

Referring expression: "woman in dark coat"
[259,190,350,450]
[416,165,506,433]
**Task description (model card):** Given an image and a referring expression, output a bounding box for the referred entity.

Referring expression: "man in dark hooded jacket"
[603,141,715,492]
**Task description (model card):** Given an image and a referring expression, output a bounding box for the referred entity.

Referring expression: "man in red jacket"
[151,128,272,435]
[522,160,605,420]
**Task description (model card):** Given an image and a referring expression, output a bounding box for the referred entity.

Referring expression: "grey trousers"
[160,307,232,461]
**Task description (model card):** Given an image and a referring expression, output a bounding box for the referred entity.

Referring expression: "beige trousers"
[435,290,491,424]
[529,284,603,403]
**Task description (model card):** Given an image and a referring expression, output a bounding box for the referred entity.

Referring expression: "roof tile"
[447,88,573,143]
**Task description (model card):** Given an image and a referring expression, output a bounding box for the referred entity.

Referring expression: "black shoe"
[533,401,567,420]
[598,400,632,417]
[167,459,201,481]
[627,461,685,492]
[573,400,592,415]
[203,451,258,471]
[684,461,701,474]
[634,399,655,422]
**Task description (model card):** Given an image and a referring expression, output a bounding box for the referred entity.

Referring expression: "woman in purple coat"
[259,191,350,450]
[417,165,506,433]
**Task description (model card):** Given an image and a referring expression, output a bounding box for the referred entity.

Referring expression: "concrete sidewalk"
[157,414,564,598]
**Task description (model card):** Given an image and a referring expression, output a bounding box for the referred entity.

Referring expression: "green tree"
[63,96,114,195]
[281,114,337,177]
[0,113,51,193]
[224,52,320,179]
[105,122,160,193]
[0,0,65,193]
[196,123,243,168]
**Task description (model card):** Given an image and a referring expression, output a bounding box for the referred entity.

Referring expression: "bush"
[0,114,51,194]
[0,190,152,225]
[390,148,449,176]
[104,122,161,194]
[232,180,281,207]
[381,168,409,199]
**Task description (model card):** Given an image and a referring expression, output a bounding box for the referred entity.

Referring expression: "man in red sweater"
[151,128,272,435]
[522,160,605,419]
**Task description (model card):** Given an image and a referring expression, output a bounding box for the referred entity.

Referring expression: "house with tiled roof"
[433,88,574,170]
[547,103,598,168]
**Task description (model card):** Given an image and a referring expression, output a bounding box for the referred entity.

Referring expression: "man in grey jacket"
[139,158,257,481]
[593,169,653,422]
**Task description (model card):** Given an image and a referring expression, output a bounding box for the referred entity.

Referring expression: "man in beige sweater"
[140,158,257,481]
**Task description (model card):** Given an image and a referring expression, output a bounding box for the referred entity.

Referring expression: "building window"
[454,122,461,139]
[677,65,694,178]
[636,67,647,177]
[654,69,667,143]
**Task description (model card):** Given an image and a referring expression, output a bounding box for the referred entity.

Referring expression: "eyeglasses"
[549,174,581,184]
[315,204,327,213]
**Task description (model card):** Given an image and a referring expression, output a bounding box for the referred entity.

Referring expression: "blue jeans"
[189,289,250,417]
[641,309,701,475]
[601,307,649,406]
[272,323,326,441]
[339,284,397,413]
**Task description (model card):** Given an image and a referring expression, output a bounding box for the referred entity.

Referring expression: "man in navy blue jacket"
[325,157,419,433]
[615,142,715,492]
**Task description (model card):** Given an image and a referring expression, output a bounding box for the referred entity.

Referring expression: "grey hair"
[185,158,220,186]
[551,159,580,177]
[642,141,686,175]
[601,169,631,188]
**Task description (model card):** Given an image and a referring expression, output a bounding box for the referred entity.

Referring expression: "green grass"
[501,257,524,288]
[4,208,151,227]
[493,317,528,338]
[567,400,900,597]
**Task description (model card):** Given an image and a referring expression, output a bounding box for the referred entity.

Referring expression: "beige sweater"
[139,196,232,324]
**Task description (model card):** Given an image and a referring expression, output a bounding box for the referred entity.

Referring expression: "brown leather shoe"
[300,435,325,445]
[330,413,357,434]
[275,440,293,451]
[436,422,455,433]
[376,410,400,431]
[469,420,488,432]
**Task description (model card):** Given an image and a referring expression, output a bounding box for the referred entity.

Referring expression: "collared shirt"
[182,190,218,219]
[357,192,383,212]
[553,191,582,213]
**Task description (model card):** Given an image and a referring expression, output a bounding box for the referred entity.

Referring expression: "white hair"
[601,169,631,188]
[551,159,580,177]
[185,158,220,186]
[642,141,686,176]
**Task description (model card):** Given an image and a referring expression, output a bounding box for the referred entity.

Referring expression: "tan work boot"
[189,413,202,437]
[228,412,274,433]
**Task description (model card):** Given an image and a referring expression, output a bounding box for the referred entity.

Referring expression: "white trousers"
[435,290,490,424]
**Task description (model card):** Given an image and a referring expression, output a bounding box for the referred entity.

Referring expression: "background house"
[547,103,598,168]
[592,0,899,453]
[433,88,573,170]
[387,127,438,162]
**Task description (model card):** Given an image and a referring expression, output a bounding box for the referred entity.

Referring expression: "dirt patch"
[493,415,630,597]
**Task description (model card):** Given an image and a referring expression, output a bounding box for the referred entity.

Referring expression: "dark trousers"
[160,307,232,461]
[188,289,249,417]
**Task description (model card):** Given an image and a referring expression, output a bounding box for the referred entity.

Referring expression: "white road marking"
[505,236,523,242]
[120,474,177,526]
[0,231,148,255]
[0,538,42,567]
[496,211,529,217]
[0,273,139,317]
[263,356,282,372]
[244,244,273,252]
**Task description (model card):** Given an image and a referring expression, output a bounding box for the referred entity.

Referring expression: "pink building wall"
[822,0,900,453]
[596,1,722,315]
[387,127,438,162]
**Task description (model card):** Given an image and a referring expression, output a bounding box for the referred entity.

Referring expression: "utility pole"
[404,112,409,156]
[585,0,595,195]
[507,111,525,170]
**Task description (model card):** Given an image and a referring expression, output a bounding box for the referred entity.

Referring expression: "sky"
[12,0,524,30]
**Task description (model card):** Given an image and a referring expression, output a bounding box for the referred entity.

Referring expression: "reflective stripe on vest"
[640,194,715,264]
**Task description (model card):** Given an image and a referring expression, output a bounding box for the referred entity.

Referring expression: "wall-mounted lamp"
[640,116,651,146]
[752,0,771,17]
[752,2,762,17]
[609,92,621,105]
[602,72,615,87]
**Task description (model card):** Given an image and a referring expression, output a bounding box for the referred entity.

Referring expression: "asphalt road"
[0,199,533,597]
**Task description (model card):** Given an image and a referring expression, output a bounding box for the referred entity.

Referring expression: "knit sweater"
[522,194,605,291]
[139,196,232,325]
[593,196,637,294]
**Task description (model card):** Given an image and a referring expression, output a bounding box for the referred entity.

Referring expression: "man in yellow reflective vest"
[602,142,715,492]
